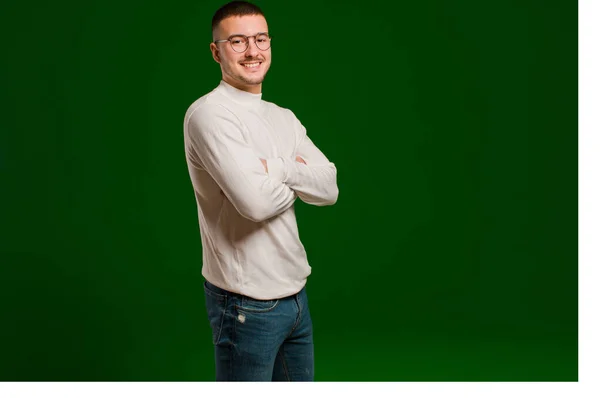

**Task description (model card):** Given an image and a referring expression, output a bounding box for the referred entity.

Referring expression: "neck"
[218,79,263,109]
[222,75,262,94]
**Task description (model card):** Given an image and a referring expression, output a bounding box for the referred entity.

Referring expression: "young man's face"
[210,14,272,94]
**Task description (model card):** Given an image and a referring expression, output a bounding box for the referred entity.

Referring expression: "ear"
[210,42,221,64]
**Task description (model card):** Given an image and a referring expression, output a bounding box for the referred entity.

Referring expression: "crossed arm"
[260,155,306,171]
[261,129,338,206]
[186,104,338,222]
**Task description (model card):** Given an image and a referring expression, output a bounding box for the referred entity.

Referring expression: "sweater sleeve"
[185,103,297,222]
[267,112,339,206]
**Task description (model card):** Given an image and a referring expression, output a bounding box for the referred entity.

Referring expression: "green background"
[1,0,577,381]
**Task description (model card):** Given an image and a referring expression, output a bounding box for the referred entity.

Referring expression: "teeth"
[242,62,260,68]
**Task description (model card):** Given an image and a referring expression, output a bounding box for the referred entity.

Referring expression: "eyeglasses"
[214,33,272,53]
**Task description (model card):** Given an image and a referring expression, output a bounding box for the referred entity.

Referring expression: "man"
[183,1,338,381]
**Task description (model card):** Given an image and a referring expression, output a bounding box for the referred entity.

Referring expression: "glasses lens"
[255,33,271,50]
[230,35,248,52]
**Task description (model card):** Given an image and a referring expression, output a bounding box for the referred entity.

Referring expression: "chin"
[240,75,265,85]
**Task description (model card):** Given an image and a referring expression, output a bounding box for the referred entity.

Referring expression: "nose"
[244,37,260,57]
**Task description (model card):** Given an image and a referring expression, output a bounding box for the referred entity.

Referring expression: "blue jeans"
[203,280,314,381]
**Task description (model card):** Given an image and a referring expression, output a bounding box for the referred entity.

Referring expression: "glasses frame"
[213,32,272,53]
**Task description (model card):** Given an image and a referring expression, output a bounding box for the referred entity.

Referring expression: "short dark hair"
[212,1,265,39]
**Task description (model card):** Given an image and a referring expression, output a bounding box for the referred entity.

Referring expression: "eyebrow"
[228,31,269,38]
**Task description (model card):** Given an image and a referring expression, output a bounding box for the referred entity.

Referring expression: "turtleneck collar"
[217,80,263,109]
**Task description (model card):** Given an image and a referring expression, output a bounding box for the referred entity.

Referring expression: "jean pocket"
[204,286,227,344]
[236,296,280,313]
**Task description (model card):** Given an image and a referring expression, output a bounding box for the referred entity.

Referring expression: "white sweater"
[183,80,338,299]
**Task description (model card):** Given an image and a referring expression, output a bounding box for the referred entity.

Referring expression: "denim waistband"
[205,280,233,296]
[204,279,303,300]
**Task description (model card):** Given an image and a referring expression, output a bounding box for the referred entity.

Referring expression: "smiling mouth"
[240,61,262,69]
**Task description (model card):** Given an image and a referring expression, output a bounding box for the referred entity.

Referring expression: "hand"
[296,155,307,165]
[260,158,268,173]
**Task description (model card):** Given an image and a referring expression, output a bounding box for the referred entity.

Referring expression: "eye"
[256,34,269,42]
